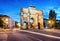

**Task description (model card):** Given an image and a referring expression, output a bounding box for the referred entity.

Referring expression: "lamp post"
[48,19,55,29]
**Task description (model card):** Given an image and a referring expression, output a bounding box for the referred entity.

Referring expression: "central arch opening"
[23,22,28,29]
[29,18,34,28]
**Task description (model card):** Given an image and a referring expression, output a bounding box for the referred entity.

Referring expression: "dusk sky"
[0,0,60,22]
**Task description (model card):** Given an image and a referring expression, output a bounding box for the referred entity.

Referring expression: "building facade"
[0,15,15,29]
[20,6,44,29]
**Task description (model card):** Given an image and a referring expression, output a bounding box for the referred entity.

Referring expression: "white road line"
[20,30,60,39]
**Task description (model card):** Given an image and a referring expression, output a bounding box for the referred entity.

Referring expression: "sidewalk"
[26,28,60,33]
[43,28,60,33]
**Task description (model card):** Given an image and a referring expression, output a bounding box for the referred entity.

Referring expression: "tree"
[49,10,56,20]
[0,18,4,28]
[49,10,56,28]
[15,21,19,28]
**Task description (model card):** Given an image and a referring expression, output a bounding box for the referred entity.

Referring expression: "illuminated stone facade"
[20,6,44,29]
[0,15,15,29]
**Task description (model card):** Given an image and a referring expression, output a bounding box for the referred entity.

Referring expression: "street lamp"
[48,20,55,25]
[6,18,9,24]
[48,20,50,24]
[3,18,8,24]
[6,18,8,21]
[48,19,55,28]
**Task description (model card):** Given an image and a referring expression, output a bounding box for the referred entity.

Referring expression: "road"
[19,29,60,41]
[0,29,60,41]
[0,29,36,41]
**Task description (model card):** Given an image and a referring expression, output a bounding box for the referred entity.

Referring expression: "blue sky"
[0,0,60,22]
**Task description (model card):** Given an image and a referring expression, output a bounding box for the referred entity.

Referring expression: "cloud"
[43,6,60,20]
[0,10,20,22]
[54,7,60,17]
[55,7,60,13]
[43,6,55,19]
[43,6,55,13]
[57,7,60,11]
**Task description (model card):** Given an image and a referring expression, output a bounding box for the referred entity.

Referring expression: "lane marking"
[20,30,60,39]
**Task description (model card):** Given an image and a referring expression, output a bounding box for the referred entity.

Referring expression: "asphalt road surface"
[0,29,42,41]
[0,29,60,41]
[19,30,60,41]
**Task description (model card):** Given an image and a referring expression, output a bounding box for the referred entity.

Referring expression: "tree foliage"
[0,18,4,28]
[15,21,19,28]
